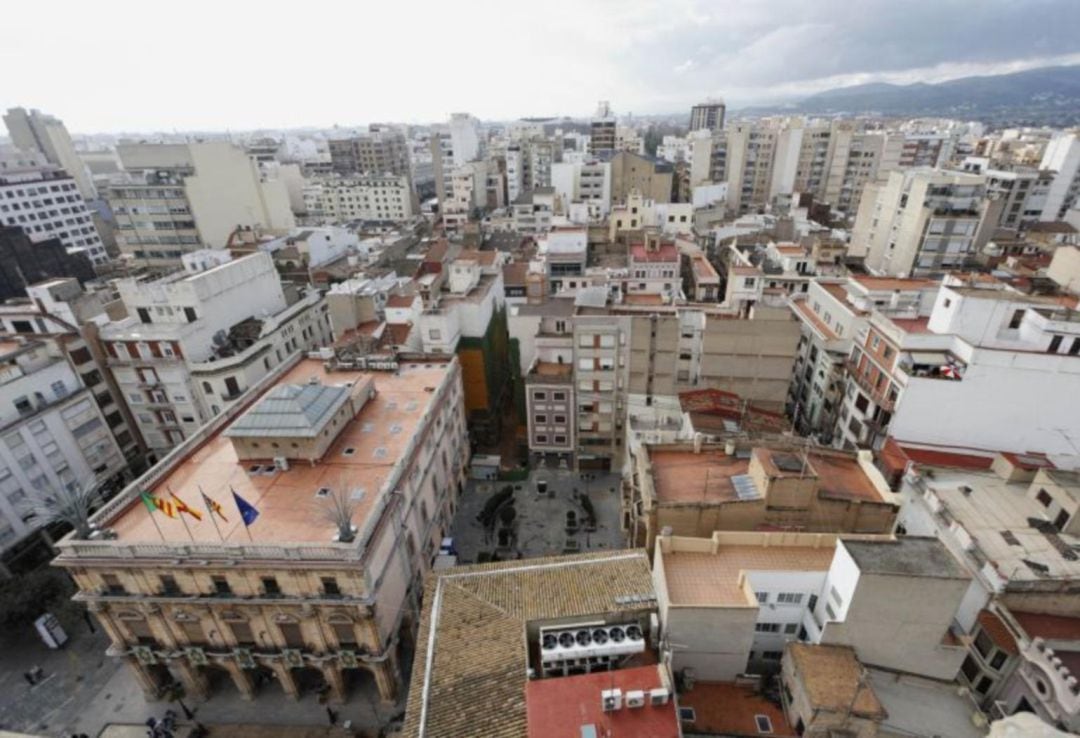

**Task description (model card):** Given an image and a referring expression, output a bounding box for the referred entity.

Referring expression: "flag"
[170,492,203,521]
[141,491,176,518]
[201,491,228,522]
[231,489,259,527]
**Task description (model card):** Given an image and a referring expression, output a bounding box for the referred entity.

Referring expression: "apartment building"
[441,161,487,231]
[690,100,726,133]
[725,123,778,215]
[109,142,295,268]
[609,194,693,241]
[302,175,414,223]
[626,232,682,299]
[653,531,972,683]
[1040,132,1080,222]
[960,157,1052,229]
[788,276,939,439]
[511,189,555,233]
[327,126,410,177]
[3,107,96,201]
[854,168,991,276]
[0,331,128,576]
[836,279,1080,454]
[589,101,616,154]
[628,441,897,551]
[609,151,674,204]
[99,252,331,457]
[401,551,660,738]
[448,113,481,167]
[551,158,612,218]
[53,355,469,704]
[0,164,108,265]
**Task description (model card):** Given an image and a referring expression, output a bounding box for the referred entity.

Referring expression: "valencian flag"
[170,492,203,521]
[231,489,260,527]
[140,491,177,518]
[201,491,228,522]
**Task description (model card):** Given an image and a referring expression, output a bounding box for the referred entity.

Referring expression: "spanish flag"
[140,491,177,518]
[201,491,228,522]
[170,492,203,521]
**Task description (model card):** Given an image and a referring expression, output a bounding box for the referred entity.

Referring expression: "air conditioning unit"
[601,688,623,712]
[274,456,290,471]
[649,687,670,706]
[626,690,646,708]
[541,623,646,665]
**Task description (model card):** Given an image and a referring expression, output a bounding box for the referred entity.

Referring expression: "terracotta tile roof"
[402,551,655,738]
[678,681,795,736]
[503,262,529,286]
[386,293,417,308]
[978,610,1019,656]
[1012,611,1080,643]
[624,293,665,305]
[787,643,886,720]
[851,275,937,292]
[456,248,500,266]
[630,243,679,262]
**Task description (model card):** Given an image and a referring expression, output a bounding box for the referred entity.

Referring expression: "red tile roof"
[525,665,679,738]
[386,293,417,308]
[630,243,679,262]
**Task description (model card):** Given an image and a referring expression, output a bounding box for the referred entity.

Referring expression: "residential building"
[629,442,897,551]
[53,354,469,704]
[609,151,674,204]
[327,127,410,177]
[854,168,991,276]
[589,101,616,154]
[690,100,726,133]
[0,163,108,264]
[3,107,96,201]
[99,252,331,457]
[1040,132,1080,222]
[109,142,295,268]
[400,550,662,738]
[609,193,693,240]
[551,158,611,219]
[0,226,95,302]
[627,232,682,299]
[448,113,481,167]
[442,161,488,231]
[837,279,1080,453]
[302,175,414,223]
[511,189,555,233]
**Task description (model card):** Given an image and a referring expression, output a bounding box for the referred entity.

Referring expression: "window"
[535,434,547,443]
[754,622,780,633]
[532,391,546,401]
[534,414,547,424]
[428,329,441,340]
[777,592,803,604]
[761,652,782,661]
[321,577,341,596]
[103,574,126,595]
[990,651,1008,670]
[1036,488,1053,508]
[678,707,696,722]
[755,592,768,604]
[211,575,231,595]
[261,576,281,595]
[784,623,799,634]
[755,715,774,733]
[552,392,565,401]
[1008,309,1024,329]
[159,575,181,595]
[1049,335,1063,353]
[184,307,197,323]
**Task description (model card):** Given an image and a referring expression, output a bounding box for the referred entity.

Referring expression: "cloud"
[0,0,1078,131]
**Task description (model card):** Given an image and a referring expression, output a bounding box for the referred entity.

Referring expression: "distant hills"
[741,65,1080,126]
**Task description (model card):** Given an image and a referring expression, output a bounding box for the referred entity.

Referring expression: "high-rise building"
[1040,131,1080,222]
[3,107,97,201]
[589,101,616,155]
[108,142,295,268]
[327,126,410,177]
[689,99,726,133]
[448,113,481,167]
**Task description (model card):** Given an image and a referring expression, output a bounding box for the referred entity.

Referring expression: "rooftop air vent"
[315,487,331,498]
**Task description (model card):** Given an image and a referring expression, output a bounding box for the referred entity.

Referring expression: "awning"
[906,351,949,365]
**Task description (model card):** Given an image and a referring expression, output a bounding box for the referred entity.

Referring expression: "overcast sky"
[4,0,1080,133]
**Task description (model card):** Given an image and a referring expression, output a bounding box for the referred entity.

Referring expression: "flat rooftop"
[791,299,839,341]
[787,643,885,719]
[662,544,836,606]
[107,359,450,544]
[869,668,984,738]
[915,467,1080,583]
[525,664,678,738]
[843,537,969,580]
[648,446,887,505]
[851,275,937,292]
[677,681,794,736]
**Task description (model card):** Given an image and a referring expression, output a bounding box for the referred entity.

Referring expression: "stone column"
[322,662,345,703]
[170,659,209,700]
[222,661,255,701]
[269,661,300,701]
[124,655,164,700]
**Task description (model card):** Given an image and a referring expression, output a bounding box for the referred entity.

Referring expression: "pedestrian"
[326,706,338,725]
[23,671,35,686]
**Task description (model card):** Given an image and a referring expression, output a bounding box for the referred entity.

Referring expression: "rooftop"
[677,682,794,736]
[787,643,885,719]
[851,275,938,292]
[223,383,351,439]
[661,537,838,606]
[106,359,450,544]
[525,664,678,738]
[1012,610,1080,643]
[790,299,840,342]
[842,537,970,580]
[629,243,679,263]
[402,551,655,738]
[869,668,984,738]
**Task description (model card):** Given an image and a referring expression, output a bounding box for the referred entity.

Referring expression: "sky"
[4,0,1080,134]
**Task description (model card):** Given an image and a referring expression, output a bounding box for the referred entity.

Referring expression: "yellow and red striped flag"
[170,492,203,521]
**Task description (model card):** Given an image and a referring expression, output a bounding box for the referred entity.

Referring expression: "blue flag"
[231,489,259,527]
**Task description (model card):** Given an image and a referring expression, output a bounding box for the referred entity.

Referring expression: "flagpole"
[167,485,196,542]
[231,487,255,542]
[200,485,225,542]
[143,494,167,542]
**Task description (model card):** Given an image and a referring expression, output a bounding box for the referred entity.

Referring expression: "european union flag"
[231,489,260,527]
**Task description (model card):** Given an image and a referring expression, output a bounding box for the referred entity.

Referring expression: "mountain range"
[741,65,1080,125]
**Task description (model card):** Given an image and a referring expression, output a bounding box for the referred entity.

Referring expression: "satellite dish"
[211,330,228,347]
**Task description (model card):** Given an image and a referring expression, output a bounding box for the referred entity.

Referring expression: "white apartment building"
[302,175,414,223]
[449,113,481,167]
[99,252,331,457]
[0,336,127,576]
[837,279,1080,455]
[854,168,991,276]
[442,161,487,231]
[1040,132,1080,222]
[109,142,295,268]
[0,165,108,264]
[3,107,97,201]
[551,159,611,219]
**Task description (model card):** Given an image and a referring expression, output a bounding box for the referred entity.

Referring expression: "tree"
[0,567,76,628]
[31,474,104,540]
[321,488,358,543]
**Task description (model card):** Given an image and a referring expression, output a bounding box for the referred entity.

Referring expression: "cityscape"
[2,3,1080,738]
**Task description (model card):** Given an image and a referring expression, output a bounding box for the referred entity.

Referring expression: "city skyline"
[4,0,1080,133]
